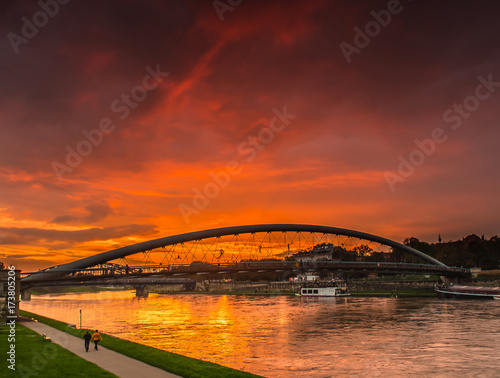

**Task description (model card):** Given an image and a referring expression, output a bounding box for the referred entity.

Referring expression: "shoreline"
[27,275,500,299]
[27,286,438,298]
[19,310,262,378]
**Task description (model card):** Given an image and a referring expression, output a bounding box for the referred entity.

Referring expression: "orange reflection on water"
[21,292,500,377]
[123,293,252,366]
[21,291,294,372]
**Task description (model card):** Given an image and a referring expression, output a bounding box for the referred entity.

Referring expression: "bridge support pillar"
[21,291,31,301]
[135,285,149,298]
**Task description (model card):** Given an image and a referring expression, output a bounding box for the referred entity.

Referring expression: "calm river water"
[21,292,500,377]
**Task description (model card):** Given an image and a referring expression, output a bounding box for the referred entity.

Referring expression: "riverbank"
[151,279,441,297]
[19,310,262,378]
[1,324,117,377]
[29,286,130,295]
[161,289,436,297]
[28,277,498,298]
[25,282,440,297]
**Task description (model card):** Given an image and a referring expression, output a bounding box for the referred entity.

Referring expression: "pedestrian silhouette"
[83,331,91,352]
[91,330,102,350]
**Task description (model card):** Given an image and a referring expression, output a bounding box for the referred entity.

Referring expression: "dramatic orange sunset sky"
[1,0,499,271]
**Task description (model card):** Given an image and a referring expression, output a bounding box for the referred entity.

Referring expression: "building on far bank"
[292,243,357,262]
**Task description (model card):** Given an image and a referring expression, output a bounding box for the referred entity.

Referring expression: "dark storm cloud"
[0,0,206,173]
[0,223,157,246]
[50,202,114,224]
[2,0,500,175]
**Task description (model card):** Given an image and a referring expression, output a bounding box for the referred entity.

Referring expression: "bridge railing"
[299,261,470,274]
[21,260,470,284]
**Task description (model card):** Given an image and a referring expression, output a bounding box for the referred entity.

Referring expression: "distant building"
[292,244,357,262]
[290,273,321,281]
[463,234,482,244]
[470,267,482,278]
[380,252,392,261]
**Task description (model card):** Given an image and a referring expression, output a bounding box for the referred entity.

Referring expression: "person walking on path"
[91,330,103,350]
[84,330,92,352]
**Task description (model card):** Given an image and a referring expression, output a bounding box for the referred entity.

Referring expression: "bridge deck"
[21,261,470,289]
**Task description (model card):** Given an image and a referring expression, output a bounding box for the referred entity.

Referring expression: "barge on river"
[435,285,500,300]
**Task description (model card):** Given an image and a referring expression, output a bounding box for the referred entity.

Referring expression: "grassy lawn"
[20,310,262,378]
[0,323,117,377]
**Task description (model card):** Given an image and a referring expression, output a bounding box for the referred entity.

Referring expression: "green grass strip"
[350,291,436,297]
[0,323,117,377]
[20,310,262,378]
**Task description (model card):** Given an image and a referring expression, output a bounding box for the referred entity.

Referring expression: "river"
[20,291,500,377]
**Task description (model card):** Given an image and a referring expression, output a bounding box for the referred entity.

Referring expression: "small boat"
[296,283,350,297]
[435,285,500,300]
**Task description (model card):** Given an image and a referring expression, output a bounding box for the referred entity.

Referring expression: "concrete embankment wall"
[199,280,440,293]
[152,279,500,295]
[348,281,437,293]
[195,281,303,292]
[154,280,441,294]
[344,279,500,293]
[471,279,500,286]
[154,284,188,293]
[201,280,445,293]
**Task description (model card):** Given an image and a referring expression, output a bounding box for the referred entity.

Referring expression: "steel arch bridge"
[22,224,469,286]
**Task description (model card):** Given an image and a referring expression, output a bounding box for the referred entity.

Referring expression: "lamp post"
[79,309,82,329]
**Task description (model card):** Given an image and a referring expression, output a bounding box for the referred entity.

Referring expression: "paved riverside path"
[19,317,181,378]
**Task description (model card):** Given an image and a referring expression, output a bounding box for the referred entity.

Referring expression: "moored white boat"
[435,285,500,300]
[296,284,350,297]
